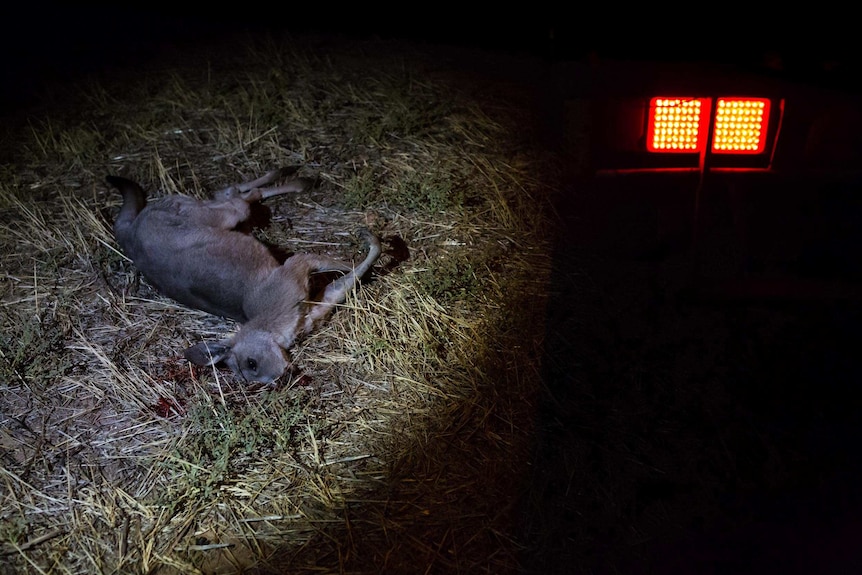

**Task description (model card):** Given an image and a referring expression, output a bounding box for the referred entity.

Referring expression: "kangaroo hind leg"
[304,229,382,328]
[213,168,314,203]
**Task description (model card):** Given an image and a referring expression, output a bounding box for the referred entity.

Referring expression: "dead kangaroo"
[106,169,382,384]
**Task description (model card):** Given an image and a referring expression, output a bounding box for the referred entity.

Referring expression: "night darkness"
[4,5,862,574]
[5,4,860,107]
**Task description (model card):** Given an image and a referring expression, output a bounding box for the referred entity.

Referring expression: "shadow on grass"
[245,286,545,573]
[517,177,862,574]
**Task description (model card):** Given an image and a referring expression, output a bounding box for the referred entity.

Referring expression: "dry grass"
[1,34,556,573]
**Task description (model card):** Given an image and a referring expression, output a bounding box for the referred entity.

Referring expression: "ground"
[524,199,862,573]
[2,24,862,575]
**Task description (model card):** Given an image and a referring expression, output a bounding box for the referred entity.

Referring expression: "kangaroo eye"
[246,358,258,371]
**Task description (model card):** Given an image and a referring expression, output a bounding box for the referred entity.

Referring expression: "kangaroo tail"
[106,175,146,239]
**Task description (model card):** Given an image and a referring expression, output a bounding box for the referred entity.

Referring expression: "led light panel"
[711,98,770,154]
[646,98,707,153]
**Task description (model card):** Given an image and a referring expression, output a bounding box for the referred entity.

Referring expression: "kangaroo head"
[184,329,289,384]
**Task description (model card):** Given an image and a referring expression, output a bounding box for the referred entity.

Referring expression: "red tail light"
[646,98,708,153]
[712,98,770,154]
[647,96,771,155]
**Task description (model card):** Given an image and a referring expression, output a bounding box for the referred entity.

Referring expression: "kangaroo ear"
[184,340,232,366]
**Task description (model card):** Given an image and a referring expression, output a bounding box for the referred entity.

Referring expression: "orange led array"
[646,98,707,153]
[711,98,770,154]
[646,96,771,155]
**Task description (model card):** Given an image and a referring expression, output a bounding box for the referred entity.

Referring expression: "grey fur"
[107,170,382,384]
